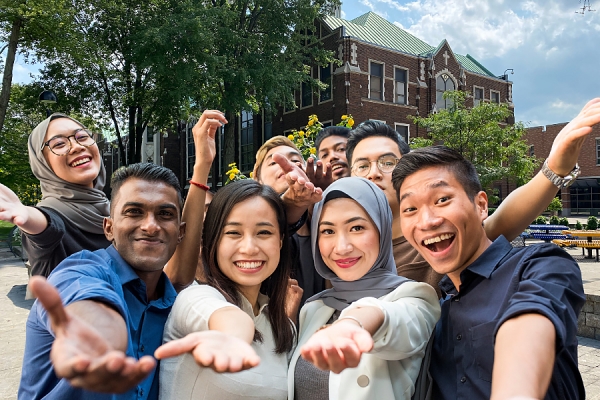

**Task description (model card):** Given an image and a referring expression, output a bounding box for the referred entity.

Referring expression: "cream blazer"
[287,282,441,400]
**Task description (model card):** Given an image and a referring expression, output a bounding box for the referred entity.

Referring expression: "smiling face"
[318,135,350,180]
[217,196,282,300]
[104,178,185,275]
[318,198,380,282]
[350,136,401,216]
[398,166,490,285]
[42,118,102,188]
[257,145,304,194]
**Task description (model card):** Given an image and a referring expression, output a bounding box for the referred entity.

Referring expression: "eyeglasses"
[351,155,400,177]
[40,129,96,156]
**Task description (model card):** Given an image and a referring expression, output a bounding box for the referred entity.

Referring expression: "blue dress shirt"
[430,236,585,400]
[19,245,177,400]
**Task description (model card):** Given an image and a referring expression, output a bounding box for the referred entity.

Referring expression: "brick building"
[525,123,600,216]
[159,11,514,192]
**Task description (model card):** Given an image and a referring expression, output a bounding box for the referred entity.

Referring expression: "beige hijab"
[28,113,109,234]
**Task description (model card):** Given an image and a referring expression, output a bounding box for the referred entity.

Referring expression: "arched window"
[436,73,455,110]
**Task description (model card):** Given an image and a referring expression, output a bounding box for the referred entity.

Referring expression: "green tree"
[409,90,538,191]
[546,197,563,216]
[587,216,598,231]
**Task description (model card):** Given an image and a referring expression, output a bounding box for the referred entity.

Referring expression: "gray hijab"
[28,113,109,234]
[308,177,409,311]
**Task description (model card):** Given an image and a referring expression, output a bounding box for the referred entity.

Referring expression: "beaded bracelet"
[333,315,364,330]
[189,180,210,191]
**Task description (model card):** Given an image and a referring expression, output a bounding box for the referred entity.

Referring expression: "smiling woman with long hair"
[157,179,298,400]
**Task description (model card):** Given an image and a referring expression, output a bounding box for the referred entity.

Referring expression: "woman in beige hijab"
[0,114,111,277]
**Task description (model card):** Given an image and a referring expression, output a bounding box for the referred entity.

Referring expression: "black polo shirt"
[430,236,585,400]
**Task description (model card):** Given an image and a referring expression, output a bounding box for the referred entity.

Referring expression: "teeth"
[71,157,91,167]
[424,233,454,246]
[235,261,263,269]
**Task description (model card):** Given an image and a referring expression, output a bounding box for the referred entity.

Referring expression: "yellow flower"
[348,118,354,127]
[229,173,235,180]
[229,162,236,167]
[288,134,294,140]
[250,172,254,178]
[341,115,348,120]
[299,131,305,137]
[232,168,240,174]
[307,120,314,126]
[310,147,316,154]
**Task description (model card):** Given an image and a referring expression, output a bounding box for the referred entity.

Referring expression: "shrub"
[546,197,563,214]
[488,207,496,216]
[559,217,570,227]
[588,216,598,230]
[534,216,548,225]
[576,221,583,230]
[549,215,560,225]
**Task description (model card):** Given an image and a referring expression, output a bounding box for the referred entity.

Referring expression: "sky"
[339,0,600,127]
[4,0,600,127]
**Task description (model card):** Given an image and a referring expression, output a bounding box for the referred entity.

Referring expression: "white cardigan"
[287,281,441,400]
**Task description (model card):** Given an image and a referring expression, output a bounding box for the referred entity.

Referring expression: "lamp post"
[39,90,57,117]
[502,69,514,80]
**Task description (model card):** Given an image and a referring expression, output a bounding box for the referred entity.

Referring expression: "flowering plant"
[287,114,322,160]
[225,162,249,185]
[337,114,355,128]
[17,184,42,206]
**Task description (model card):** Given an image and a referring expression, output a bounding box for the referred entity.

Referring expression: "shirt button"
[139,388,144,396]
[140,344,145,352]
[357,375,370,387]
[453,297,460,302]
[460,376,467,383]
[456,334,462,341]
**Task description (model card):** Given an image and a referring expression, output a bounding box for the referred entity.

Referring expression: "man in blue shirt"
[19,162,186,400]
[393,145,586,399]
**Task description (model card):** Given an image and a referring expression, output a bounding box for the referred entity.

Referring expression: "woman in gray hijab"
[0,114,110,277]
[287,177,440,400]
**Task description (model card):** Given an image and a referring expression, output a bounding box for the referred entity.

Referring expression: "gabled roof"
[322,12,497,78]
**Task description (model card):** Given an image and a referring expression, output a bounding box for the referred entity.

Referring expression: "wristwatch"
[541,159,580,188]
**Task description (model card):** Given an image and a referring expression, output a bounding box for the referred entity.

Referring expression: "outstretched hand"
[274,153,322,210]
[300,320,373,374]
[285,278,303,325]
[547,98,600,176]
[193,110,228,167]
[30,276,155,393]
[305,157,334,191]
[155,331,260,373]
[0,183,30,226]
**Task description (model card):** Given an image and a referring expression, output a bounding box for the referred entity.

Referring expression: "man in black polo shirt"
[393,145,585,400]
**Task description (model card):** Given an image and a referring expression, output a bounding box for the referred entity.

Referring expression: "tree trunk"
[0,18,22,134]
[223,110,237,185]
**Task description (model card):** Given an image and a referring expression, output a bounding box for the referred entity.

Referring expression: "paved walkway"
[2,245,600,399]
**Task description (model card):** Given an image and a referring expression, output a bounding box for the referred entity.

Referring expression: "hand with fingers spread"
[275,153,323,213]
[300,319,374,374]
[305,157,334,191]
[547,98,600,175]
[155,330,260,373]
[0,183,48,235]
[29,276,156,394]
[193,110,228,167]
[285,278,304,325]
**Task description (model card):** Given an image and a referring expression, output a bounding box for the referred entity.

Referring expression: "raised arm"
[164,110,227,290]
[485,98,600,241]
[491,313,555,399]
[29,276,155,393]
[0,183,48,234]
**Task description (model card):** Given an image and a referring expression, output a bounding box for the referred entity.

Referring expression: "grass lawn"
[0,220,15,237]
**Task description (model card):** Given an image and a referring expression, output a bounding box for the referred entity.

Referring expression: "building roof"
[322,12,496,78]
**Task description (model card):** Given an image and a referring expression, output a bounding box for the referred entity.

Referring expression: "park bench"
[0,226,23,259]
[553,238,600,261]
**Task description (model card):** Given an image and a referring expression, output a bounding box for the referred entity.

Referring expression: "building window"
[394,68,407,105]
[369,61,384,100]
[395,124,409,144]
[186,120,197,180]
[321,120,333,128]
[319,63,332,103]
[284,91,296,113]
[240,111,254,172]
[146,126,154,142]
[490,90,500,104]
[474,87,484,107]
[263,110,273,141]
[301,80,313,108]
[436,73,455,109]
[529,145,535,157]
[596,138,600,165]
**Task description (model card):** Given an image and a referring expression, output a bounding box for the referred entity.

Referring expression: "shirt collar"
[239,292,270,318]
[439,235,513,294]
[106,244,177,307]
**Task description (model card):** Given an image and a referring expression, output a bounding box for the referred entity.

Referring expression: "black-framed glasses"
[351,155,400,177]
[40,129,96,156]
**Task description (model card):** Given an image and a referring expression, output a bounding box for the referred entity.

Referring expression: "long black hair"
[202,179,294,353]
